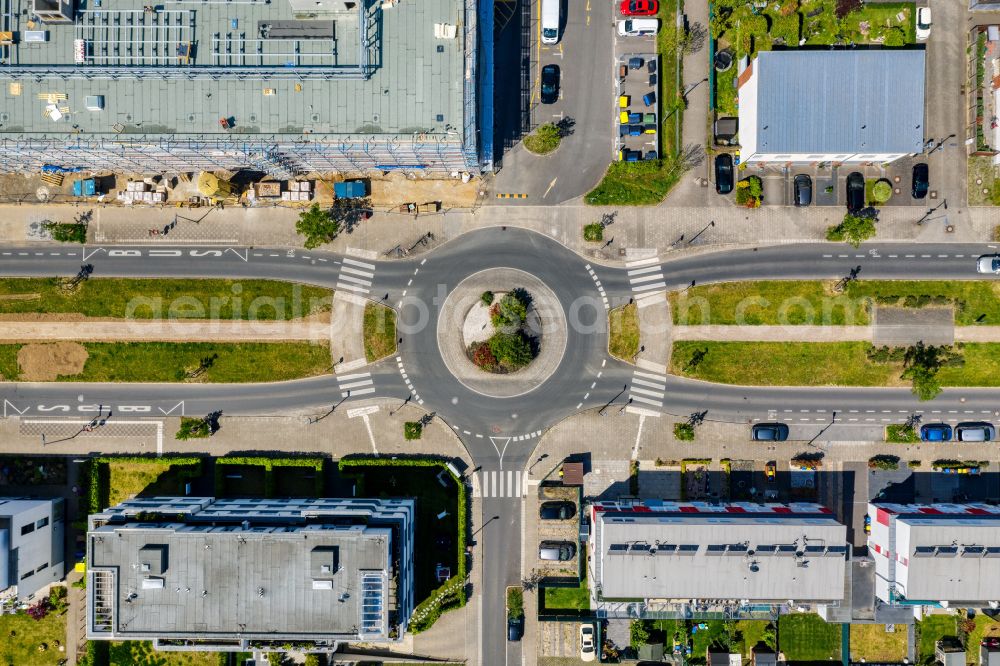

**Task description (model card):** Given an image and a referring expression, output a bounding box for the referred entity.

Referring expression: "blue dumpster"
[334,180,366,198]
[72,178,96,197]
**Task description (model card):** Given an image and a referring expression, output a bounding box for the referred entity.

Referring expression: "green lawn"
[608,303,640,361]
[672,341,1000,388]
[585,158,686,206]
[363,302,397,362]
[670,280,1000,326]
[657,0,682,156]
[0,278,331,320]
[690,620,730,663]
[917,615,958,663]
[106,460,201,507]
[778,614,841,662]
[670,281,869,326]
[108,641,227,665]
[543,572,590,611]
[0,606,67,666]
[735,620,773,655]
[967,613,1000,663]
[22,341,330,382]
[0,345,18,380]
[850,624,907,662]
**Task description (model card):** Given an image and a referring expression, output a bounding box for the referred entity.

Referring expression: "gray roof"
[90,523,391,639]
[983,647,1000,666]
[750,50,925,155]
[1,0,466,139]
[897,516,1000,602]
[595,512,847,601]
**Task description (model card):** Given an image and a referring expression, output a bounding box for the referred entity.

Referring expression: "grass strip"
[672,341,1000,388]
[363,302,397,362]
[36,341,330,382]
[670,280,1000,326]
[0,344,19,380]
[608,303,639,361]
[0,278,331,320]
[778,613,841,662]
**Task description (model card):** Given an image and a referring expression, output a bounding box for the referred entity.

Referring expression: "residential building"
[752,645,777,666]
[708,649,741,666]
[588,500,849,620]
[0,0,485,176]
[971,1,1000,10]
[982,637,1000,666]
[937,638,966,666]
[737,50,925,165]
[0,498,65,600]
[868,503,1000,609]
[87,497,415,653]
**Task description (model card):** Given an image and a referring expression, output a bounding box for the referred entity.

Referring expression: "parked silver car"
[956,422,996,442]
[978,255,1000,274]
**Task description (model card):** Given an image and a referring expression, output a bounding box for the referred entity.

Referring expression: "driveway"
[492,0,614,203]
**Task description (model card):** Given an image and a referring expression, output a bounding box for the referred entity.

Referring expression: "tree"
[488,332,534,369]
[630,620,651,648]
[491,292,528,331]
[883,26,906,47]
[175,416,212,440]
[295,203,340,249]
[900,341,959,401]
[826,213,876,248]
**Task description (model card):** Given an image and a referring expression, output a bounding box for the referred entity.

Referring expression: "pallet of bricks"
[281,180,313,202]
[119,181,165,204]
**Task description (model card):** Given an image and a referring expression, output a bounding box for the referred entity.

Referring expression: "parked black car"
[539,501,576,520]
[507,615,524,641]
[715,154,734,194]
[752,423,789,441]
[912,162,929,199]
[846,172,865,212]
[540,64,560,104]
[793,174,812,206]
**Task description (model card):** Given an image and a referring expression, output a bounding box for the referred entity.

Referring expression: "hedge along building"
[0,0,488,177]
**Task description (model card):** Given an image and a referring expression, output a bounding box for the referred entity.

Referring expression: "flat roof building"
[0,498,65,600]
[589,500,848,619]
[868,503,1000,608]
[0,0,481,175]
[87,497,414,653]
[738,50,925,164]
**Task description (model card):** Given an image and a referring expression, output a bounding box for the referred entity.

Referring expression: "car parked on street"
[580,624,597,662]
[540,64,560,105]
[620,0,658,16]
[793,174,812,206]
[539,540,576,561]
[977,255,1000,274]
[617,18,658,36]
[912,162,929,199]
[846,172,865,212]
[539,501,576,520]
[920,423,953,442]
[508,615,524,641]
[956,422,996,442]
[916,6,931,41]
[715,153,733,194]
[752,423,789,441]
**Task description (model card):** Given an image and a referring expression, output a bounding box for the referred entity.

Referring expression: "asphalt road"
[3,231,1000,665]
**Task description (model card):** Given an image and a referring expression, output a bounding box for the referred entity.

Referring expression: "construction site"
[0,0,483,192]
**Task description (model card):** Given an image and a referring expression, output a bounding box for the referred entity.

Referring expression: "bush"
[871,180,892,203]
[735,175,763,207]
[826,213,876,247]
[469,340,497,371]
[883,26,905,47]
[908,460,922,469]
[404,421,423,440]
[44,221,87,244]
[480,291,494,307]
[869,454,900,471]
[488,331,534,370]
[491,292,529,330]
[583,223,604,242]
[630,619,652,647]
[175,416,212,440]
[507,587,524,619]
[523,123,562,155]
[673,422,695,441]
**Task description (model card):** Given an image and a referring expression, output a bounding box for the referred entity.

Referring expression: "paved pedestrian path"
[0,318,330,341]
[672,324,1000,342]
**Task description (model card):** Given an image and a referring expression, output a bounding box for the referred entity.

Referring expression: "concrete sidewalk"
[672,324,1000,342]
[3,199,999,269]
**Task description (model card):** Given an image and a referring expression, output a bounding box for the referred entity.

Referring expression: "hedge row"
[215,456,325,498]
[338,455,469,633]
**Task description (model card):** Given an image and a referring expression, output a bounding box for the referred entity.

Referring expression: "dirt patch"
[369,172,482,207]
[0,293,40,302]
[17,342,88,381]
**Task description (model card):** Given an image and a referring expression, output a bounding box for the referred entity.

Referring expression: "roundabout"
[437,268,568,398]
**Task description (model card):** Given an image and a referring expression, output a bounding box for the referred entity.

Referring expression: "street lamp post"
[599,385,628,416]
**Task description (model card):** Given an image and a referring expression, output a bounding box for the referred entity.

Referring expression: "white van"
[617,18,658,36]
[541,0,560,44]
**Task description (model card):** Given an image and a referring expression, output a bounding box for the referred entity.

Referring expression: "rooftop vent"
[138,544,168,575]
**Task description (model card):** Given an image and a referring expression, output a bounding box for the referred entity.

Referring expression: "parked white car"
[580,623,596,662]
[916,6,931,40]
[617,18,658,37]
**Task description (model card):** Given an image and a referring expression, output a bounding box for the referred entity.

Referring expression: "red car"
[620,0,658,16]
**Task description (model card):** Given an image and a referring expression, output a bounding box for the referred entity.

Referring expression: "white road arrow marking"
[3,400,27,417]
[489,436,512,470]
[82,247,107,262]
[225,248,249,262]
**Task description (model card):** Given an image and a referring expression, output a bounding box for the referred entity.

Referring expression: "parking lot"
[529,484,581,577]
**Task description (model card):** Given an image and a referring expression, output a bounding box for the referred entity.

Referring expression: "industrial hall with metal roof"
[0,0,485,176]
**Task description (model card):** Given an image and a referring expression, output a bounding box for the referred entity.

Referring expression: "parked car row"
[920,422,996,442]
